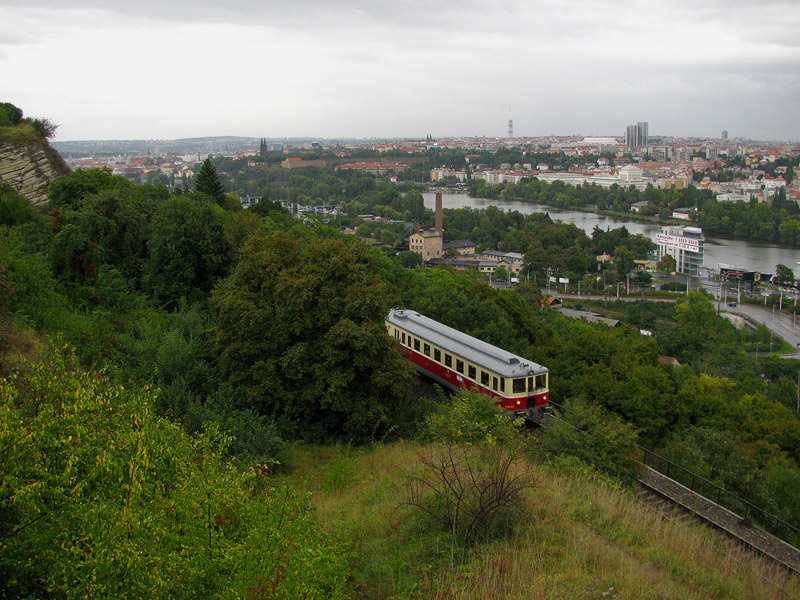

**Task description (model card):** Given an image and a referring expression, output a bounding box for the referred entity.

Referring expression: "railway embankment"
[639,465,800,573]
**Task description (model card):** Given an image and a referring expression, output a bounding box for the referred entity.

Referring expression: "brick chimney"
[435,191,443,234]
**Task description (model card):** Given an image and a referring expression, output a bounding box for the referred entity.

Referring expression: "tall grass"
[282,443,799,600]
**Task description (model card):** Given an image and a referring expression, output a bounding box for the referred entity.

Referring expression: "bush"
[0,344,350,599]
[422,390,522,446]
[402,441,530,546]
[0,183,32,226]
[404,392,532,545]
[31,117,58,139]
[661,281,687,292]
[539,398,640,484]
[0,102,23,126]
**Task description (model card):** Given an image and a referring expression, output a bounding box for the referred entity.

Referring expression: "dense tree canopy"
[212,228,414,440]
[144,196,233,307]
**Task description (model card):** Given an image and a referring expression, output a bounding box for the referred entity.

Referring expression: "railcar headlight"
[516,400,520,406]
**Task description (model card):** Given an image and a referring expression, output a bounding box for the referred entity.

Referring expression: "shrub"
[402,441,530,546]
[539,398,640,484]
[0,344,350,598]
[0,102,23,126]
[422,390,522,446]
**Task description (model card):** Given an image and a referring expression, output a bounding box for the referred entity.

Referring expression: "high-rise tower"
[507,107,513,139]
[637,121,649,147]
[625,122,649,149]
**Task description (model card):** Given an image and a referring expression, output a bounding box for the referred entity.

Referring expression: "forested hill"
[0,102,69,206]
[1,108,799,596]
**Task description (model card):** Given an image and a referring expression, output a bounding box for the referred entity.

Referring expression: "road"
[721,302,800,358]
[548,291,800,359]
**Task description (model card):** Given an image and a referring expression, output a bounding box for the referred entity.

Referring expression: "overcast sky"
[2,0,799,142]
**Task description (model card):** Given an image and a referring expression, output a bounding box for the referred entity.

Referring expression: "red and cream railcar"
[386,309,549,420]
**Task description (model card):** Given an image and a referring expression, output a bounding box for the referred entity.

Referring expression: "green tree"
[675,290,716,330]
[776,263,795,286]
[540,398,640,483]
[633,270,652,286]
[49,223,102,285]
[657,254,677,272]
[48,168,127,211]
[143,196,233,308]
[398,250,422,268]
[0,102,23,126]
[613,246,634,281]
[194,158,226,205]
[0,182,33,226]
[494,265,509,282]
[212,229,414,440]
[514,280,543,308]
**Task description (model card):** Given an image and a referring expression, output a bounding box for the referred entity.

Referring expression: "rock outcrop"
[0,141,69,206]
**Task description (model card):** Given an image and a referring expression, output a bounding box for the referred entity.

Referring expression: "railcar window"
[492,376,498,391]
[513,378,526,394]
[536,374,547,389]
[468,365,476,380]
[456,359,464,374]
[414,338,420,351]
[423,343,430,357]
[480,371,489,385]
[528,377,535,392]
[499,377,505,393]
[402,332,406,344]
[444,353,452,367]
[434,348,441,362]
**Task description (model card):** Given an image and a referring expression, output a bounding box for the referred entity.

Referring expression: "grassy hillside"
[281,443,798,600]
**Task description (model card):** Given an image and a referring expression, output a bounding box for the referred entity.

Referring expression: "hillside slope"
[283,443,799,600]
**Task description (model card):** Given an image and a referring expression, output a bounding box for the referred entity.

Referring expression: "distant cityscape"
[52,124,799,208]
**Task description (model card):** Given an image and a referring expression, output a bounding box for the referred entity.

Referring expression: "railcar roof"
[387,309,547,378]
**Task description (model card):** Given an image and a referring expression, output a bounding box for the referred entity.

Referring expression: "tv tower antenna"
[507,106,513,139]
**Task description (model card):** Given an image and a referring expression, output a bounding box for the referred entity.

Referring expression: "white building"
[657,226,704,275]
[716,192,750,203]
[618,164,644,187]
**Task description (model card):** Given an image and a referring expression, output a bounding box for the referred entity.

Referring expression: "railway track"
[545,401,800,574]
[637,466,800,574]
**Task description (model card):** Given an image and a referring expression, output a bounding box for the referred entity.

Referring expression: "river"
[423,192,800,278]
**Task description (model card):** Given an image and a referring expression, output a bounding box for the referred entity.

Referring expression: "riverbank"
[423,192,800,276]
